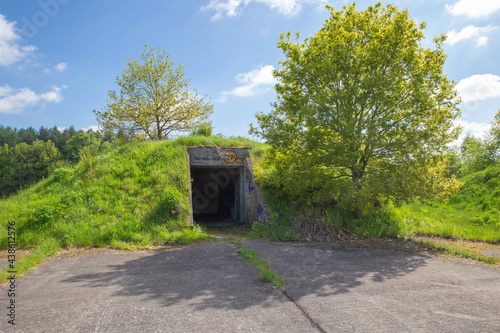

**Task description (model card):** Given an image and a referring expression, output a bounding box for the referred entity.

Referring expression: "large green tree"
[250,2,461,209]
[95,45,214,140]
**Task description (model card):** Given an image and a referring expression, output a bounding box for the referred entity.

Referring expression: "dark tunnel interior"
[190,167,241,226]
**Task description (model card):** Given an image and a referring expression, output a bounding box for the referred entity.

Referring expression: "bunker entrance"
[190,167,242,226]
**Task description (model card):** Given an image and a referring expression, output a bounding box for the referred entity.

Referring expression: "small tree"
[250,2,461,209]
[95,45,214,140]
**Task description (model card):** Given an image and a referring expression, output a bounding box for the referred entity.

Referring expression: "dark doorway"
[190,167,241,226]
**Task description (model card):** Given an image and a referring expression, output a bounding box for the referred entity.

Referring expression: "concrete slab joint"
[187,147,264,226]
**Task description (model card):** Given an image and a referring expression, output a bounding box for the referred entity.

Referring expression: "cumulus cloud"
[222,65,277,99]
[446,0,500,19]
[455,74,500,104]
[55,62,68,72]
[0,85,66,114]
[203,0,326,20]
[44,62,68,74]
[454,119,491,144]
[0,14,36,66]
[446,25,496,46]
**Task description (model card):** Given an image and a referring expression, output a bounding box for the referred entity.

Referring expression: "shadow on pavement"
[60,242,282,311]
[242,240,429,299]
[60,240,429,311]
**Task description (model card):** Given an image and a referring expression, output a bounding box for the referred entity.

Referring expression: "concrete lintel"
[187,147,250,167]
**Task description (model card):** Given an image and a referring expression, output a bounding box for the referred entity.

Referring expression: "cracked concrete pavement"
[1,240,499,332]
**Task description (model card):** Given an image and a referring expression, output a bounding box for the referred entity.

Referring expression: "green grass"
[0,238,60,282]
[390,201,499,243]
[221,234,285,291]
[251,162,500,245]
[249,187,400,241]
[224,236,242,247]
[0,140,195,249]
[237,247,285,291]
[390,165,500,244]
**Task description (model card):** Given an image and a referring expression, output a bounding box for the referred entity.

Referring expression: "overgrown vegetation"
[247,2,499,258]
[251,168,499,245]
[250,111,500,245]
[0,239,60,282]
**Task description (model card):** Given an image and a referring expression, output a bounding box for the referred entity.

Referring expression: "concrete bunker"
[187,147,263,226]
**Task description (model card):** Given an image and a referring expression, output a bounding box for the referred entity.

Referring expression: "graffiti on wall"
[225,151,242,163]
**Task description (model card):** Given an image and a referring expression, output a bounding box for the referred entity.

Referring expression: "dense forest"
[0,126,117,196]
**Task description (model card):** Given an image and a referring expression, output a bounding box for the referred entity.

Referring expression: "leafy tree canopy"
[95,45,214,140]
[63,131,102,162]
[250,2,462,210]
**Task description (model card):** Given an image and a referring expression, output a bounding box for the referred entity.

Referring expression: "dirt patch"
[412,235,500,265]
[206,225,251,238]
[0,249,31,260]
[293,217,351,243]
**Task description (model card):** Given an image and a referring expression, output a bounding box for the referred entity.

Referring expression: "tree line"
[0,126,108,196]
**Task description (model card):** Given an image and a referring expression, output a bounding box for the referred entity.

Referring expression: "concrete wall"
[187,147,263,225]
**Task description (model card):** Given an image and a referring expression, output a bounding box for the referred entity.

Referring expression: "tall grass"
[390,199,499,243]
[388,165,500,244]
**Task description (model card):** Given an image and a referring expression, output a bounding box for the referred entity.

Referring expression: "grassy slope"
[391,165,500,243]
[0,136,265,250]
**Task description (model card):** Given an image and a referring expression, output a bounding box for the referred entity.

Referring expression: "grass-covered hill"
[0,136,265,251]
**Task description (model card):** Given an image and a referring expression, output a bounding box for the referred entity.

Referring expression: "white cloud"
[203,0,326,20]
[454,120,491,144]
[0,14,36,66]
[0,85,66,114]
[476,36,488,46]
[44,62,68,74]
[446,25,496,46]
[455,74,500,103]
[55,62,68,72]
[447,0,500,19]
[203,0,245,19]
[222,65,277,98]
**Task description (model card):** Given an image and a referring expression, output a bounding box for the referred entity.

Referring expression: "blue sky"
[1,0,499,141]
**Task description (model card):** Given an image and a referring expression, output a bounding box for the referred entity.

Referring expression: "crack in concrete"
[229,239,327,332]
[283,290,328,333]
